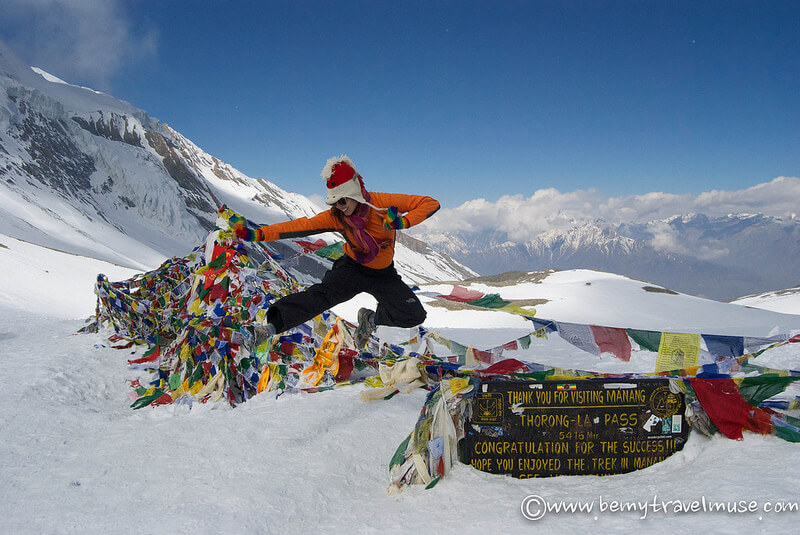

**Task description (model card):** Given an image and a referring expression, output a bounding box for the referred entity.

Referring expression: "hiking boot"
[354,308,376,350]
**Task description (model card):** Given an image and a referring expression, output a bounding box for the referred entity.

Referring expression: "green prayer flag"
[774,425,800,443]
[131,389,164,410]
[512,370,555,381]
[198,286,211,302]
[168,372,181,390]
[191,362,204,384]
[206,251,228,270]
[626,328,662,352]
[739,375,800,406]
[425,476,441,489]
[467,293,511,309]
[389,434,412,469]
[314,241,345,260]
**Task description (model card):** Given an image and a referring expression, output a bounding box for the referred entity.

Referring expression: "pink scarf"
[344,202,381,264]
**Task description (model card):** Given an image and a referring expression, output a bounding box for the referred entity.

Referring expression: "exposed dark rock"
[13,99,96,197]
[71,113,143,147]
[145,130,217,214]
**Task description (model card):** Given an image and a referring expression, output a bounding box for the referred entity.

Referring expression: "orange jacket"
[254,192,440,269]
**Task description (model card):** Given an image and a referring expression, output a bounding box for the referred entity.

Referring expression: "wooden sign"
[463,379,688,477]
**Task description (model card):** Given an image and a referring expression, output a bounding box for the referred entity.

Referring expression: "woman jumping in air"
[234,155,440,349]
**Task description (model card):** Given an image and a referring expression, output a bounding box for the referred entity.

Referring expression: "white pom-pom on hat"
[321,155,357,181]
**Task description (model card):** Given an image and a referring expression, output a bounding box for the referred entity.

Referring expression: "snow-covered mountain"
[416,213,800,301]
[0,39,474,284]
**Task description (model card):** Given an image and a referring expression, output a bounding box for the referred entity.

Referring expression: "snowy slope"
[732,286,800,315]
[1,242,800,534]
[0,233,139,318]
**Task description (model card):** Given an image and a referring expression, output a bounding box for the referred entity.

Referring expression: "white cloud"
[416,177,800,245]
[1,0,157,91]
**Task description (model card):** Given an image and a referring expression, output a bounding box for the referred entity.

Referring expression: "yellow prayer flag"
[656,332,701,372]
[189,381,204,396]
[549,373,585,381]
[763,367,790,377]
[500,305,536,317]
[188,299,202,314]
[364,376,385,388]
[448,378,469,395]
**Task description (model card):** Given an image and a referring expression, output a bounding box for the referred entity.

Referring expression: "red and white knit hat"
[321,155,368,205]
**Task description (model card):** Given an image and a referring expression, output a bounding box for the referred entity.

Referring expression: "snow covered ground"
[1,241,800,534]
[733,286,800,315]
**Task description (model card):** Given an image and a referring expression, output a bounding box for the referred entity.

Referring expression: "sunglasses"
[336,197,349,206]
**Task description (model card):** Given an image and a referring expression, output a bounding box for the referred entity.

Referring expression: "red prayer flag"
[689,378,773,440]
[436,285,485,303]
[475,349,494,364]
[479,358,527,375]
[590,325,632,361]
[128,346,160,365]
[335,349,356,382]
[295,239,327,253]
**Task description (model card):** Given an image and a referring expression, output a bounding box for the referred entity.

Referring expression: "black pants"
[267,255,426,333]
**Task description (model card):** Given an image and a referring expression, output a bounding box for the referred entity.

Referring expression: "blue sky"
[2,0,798,209]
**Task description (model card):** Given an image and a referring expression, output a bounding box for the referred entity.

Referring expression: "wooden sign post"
[464,379,688,477]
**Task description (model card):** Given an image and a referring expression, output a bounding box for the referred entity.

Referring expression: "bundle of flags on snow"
[90,206,356,408]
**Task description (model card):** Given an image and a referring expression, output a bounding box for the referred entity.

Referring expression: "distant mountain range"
[0,39,474,285]
[414,213,800,300]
